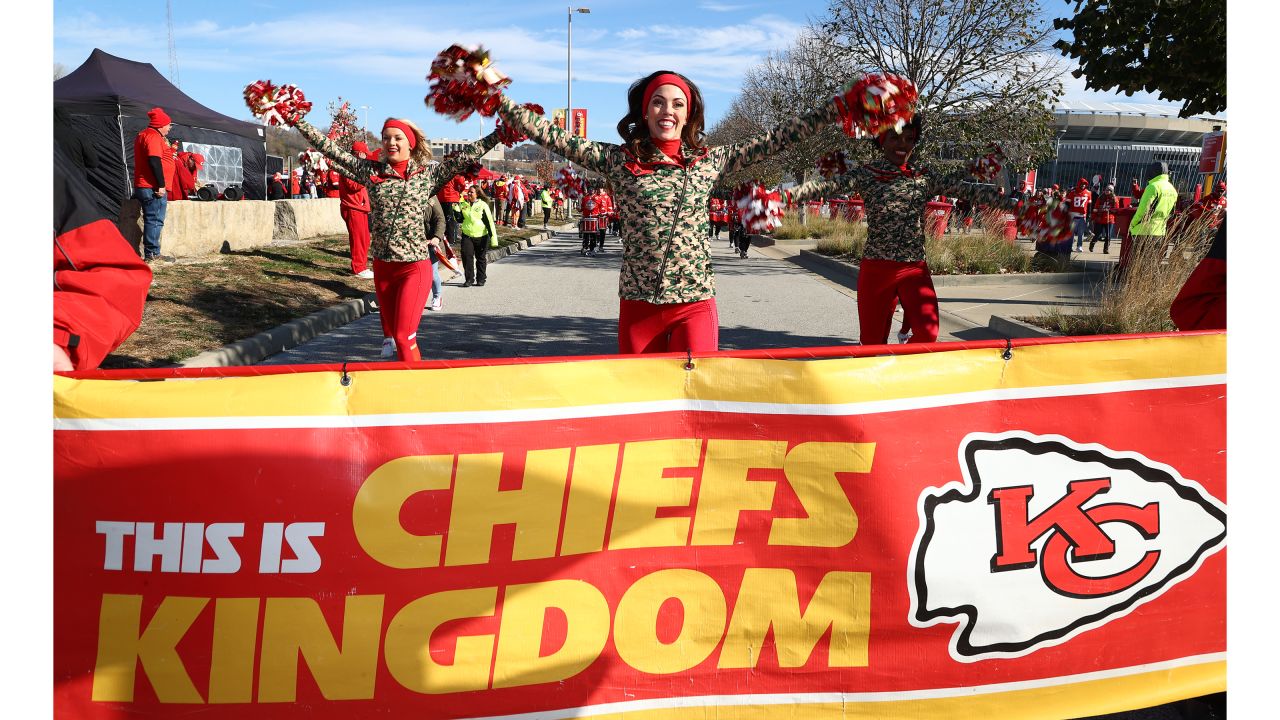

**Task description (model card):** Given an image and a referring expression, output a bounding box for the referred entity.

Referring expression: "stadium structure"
[1032,100,1226,196]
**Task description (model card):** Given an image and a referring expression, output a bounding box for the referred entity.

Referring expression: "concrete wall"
[117,198,346,258]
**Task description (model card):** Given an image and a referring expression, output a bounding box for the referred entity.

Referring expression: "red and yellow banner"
[53,334,1226,719]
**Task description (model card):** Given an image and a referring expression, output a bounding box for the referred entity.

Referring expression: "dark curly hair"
[616,70,706,160]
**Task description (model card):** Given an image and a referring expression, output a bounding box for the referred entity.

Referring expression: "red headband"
[381,119,417,150]
[642,73,692,113]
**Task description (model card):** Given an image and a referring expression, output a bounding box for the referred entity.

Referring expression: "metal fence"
[1039,143,1208,195]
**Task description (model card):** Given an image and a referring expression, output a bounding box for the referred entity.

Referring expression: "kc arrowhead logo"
[908,431,1226,662]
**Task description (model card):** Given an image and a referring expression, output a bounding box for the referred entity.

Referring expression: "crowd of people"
[53,67,1228,371]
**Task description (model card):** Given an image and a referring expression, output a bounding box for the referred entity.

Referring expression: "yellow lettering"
[560,444,620,556]
[91,594,206,703]
[446,449,569,566]
[384,587,498,694]
[354,455,453,569]
[769,442,874,547]
[209,598,259,703]
[691,440,783,545]
[258,595,384,702]
[609,439,701,550]
[614,569,726,674]
[720,569,870,668]
[492,579,610,688]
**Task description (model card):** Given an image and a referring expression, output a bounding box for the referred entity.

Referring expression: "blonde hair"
[383,117,433,166]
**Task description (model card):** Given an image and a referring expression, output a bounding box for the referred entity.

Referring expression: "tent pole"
[116,103,131,199]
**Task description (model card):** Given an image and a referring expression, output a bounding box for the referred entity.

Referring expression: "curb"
[988,315,1061,338]
[796,250,1106,287]
[181,228,554,368]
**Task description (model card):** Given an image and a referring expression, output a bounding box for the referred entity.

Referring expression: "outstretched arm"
[928,167,1012,209]
[495,97,612,173]
[720,102,841,175]
[295,120,377,182]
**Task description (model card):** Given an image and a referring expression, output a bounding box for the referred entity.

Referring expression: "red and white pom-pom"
[733,182,785,234]
[1034,201,1074,244]
[966,144,1005,182]
[296,149,328,174]
[835,73,919,138]
[816,150,849,179]
[244,80,312,126]
[425,44,512,122]
[1017,194,1046,237]
[495,103,544,146]
[556,167,585,199]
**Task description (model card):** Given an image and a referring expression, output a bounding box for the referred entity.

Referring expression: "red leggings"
[341,207,371,274]
[618,298,719,354]
[373,259,432,361]
[857,258,939,345]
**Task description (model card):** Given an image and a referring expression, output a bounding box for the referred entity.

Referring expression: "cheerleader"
[246,81,502,360]
[790,114,1009,345]
[489,70,844,354]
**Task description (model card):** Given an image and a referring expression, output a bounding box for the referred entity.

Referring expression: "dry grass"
[1033,214,1219,335]
[790,214,1030,274]
[104,226,542,369]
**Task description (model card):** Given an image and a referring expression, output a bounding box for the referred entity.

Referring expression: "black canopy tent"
[54,49,267,217]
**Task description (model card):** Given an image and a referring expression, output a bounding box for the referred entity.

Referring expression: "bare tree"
[54,62,67,80]
[818,0,1063,171]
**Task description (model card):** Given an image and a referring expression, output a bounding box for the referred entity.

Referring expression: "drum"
[580,217,601,233]
[710,211,729,223]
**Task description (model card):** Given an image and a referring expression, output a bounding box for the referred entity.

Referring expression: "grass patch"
[1031,215,1219,335]
[784,214,1032,274]
[103,226,538,369]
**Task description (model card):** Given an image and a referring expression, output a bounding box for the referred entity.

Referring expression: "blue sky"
[53,0,1170,143]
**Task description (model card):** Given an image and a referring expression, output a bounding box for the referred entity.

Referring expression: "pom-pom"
[1034,201,1074,244]
[816,150,849,179]
[967,145,1004,182]
[1016,194,1046,237]
[733,181,785,234]
[244,80,312,126]
[835,73,919,138]
[297,149,329,174]
[556,167,585,200]
[425,44,512,122]
[495,103,544,146]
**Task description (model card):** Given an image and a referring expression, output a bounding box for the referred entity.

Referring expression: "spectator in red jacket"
[1089,185,1118,254]
[132,107,174,261]
[172,150,197,201]
[436,172,469,247]
[323,169,342,198]
[1065,177,1092,251]
[55,141,152,371]
[337,140,374,278]
[1170,216,1226,331]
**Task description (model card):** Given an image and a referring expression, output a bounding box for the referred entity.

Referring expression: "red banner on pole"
[54,335,1226,718]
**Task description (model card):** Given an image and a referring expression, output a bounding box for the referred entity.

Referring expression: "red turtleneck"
[390,159,410,178]
[651,137,682,163]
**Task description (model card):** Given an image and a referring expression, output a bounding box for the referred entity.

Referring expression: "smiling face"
[381,126,411,163]
[878,127,919,166]
[645,84,688,142]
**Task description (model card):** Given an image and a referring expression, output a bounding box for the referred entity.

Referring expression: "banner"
[553,108,588,138]
[53,334,1226,718]
[1198,132,1225,174]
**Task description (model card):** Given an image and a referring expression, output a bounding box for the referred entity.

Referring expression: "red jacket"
[1065,187,1091,218]
[437,175,467,204]
[323,170,342,199]
[172,153,196,201]
[55,146,152,370]
[1092,192,1117,224]
[337,172,370,213]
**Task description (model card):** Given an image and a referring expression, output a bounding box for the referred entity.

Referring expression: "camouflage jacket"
[792,160,1010,263]
[296,120,500,263]
[498,97,840,303]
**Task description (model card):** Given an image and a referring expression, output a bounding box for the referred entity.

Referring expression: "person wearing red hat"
[337,140,374,278]
[492,69,848,354]
[278,96,502,361]
[172,149,197,201]
[1065,177,1092,251]
[132,107,174,261]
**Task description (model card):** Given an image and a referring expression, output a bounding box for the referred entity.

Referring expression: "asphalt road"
[261,226,869,365]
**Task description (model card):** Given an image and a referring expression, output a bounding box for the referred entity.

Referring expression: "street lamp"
[358,105,371,136]
[568,7,590,140]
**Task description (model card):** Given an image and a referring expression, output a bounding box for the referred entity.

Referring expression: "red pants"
[857,258,939,345]
[342,207,371,274]
[373,259,432,361]
[618,298,719,354]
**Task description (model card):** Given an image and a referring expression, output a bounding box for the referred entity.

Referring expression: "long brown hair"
[616,70,706,160]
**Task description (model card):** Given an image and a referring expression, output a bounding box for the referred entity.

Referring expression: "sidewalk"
[754,235,1116,340]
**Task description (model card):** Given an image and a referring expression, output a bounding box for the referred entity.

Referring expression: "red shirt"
[437,175,467,204]
[172,153,196,201]
[1066,188,1092,218]
[1092,193,1117,224]
[323,170,342,199]
[337,173,370,213]
[132,128,170,189]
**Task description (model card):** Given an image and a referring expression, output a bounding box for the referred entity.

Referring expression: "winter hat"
[1215,181,1226,193]
[351,141,369,155]
[147,107,172,128]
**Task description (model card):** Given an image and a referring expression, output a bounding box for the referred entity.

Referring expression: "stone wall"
[117,198,346,257]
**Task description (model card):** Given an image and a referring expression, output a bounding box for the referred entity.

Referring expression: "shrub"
[925,232,1032,274]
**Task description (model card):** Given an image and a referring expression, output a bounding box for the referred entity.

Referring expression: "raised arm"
[430,129,504,186]
[295,120,377,182]
[787,177,840,205]
[928,167,1012,209]
[495,96,612,174]
[720,102,841,175]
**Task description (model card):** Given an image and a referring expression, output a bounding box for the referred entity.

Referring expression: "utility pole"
[166,0,180,87]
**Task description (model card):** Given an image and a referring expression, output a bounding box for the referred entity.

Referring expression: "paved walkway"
[261,227,1106,365]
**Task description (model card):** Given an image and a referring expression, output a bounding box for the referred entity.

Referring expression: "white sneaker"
[430,296,442,312]
[380,337,396,359]
[897,330,912,344]
[355,268,374,279]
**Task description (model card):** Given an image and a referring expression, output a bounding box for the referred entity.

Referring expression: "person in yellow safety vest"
[458,186,498,287]
[1120,161,1178,274]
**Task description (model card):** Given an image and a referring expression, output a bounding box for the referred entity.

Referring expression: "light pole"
[358,105,371,136]
[568,7,590,140]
